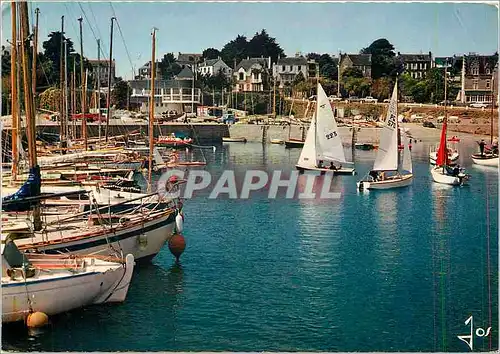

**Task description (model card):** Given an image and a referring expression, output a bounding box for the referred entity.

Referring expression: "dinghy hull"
[471,154,499,167]
[295,165,355,175]
[430,166,468,185]
[357,174,413,190]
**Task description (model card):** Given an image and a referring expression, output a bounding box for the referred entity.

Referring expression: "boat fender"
[176,213,184,233]
[137,234,148,249]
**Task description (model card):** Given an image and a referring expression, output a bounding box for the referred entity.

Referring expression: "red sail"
[436,118,449,166]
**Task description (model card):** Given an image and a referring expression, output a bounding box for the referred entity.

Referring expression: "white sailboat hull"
[15,212,176,262]
[430,166,467,185]
[2,254,134,323]
[295,165,356,175]
[357,174,413,190]
[471,155,499,166]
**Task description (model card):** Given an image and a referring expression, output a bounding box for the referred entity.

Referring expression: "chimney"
[397,51,401,56]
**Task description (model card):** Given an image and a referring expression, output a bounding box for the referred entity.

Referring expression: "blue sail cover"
[2,166,42,212]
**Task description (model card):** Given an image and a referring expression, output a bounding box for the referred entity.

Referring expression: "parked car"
[383,98,390,103]
[469,101,489,108]
[347,96,361,102]
[423,121,436,128]
[328,95,342,101]
[438,100,452,106]
[363,96,378,103]
[308,95,317,101]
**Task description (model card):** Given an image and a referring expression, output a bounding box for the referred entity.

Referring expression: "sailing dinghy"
[357,79,413,190]
[295,83,355,175]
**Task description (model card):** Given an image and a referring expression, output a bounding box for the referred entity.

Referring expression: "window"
[282,65,285,71]
[472,66,479,75]
[486,68,491,75]
[486,80,491,89]
[297,65,301,71]
[239,73,244,80]
[424,63,427,70]
[473,79,479,90]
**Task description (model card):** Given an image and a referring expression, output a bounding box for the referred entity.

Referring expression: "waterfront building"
[272,55,310,87]
[136,61,162,80]
[233,57,271,92]
[128,78,201,115]
[176,52,203,68]
[397,52,432,79]
[88,59,116,86]
[339,53,372,78]
[197,58,232,79]
[462,53,498,104]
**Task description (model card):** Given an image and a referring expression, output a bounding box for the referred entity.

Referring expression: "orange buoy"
[168,234,186,261]
[26,311,49,328]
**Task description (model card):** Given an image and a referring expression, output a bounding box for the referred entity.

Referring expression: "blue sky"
[1,1,498,80]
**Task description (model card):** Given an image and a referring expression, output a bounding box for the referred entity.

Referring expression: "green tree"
[2,46,10,77]
[342,67,363,79]
[111,77,131,109]
[371,77,392,100]
[158,53,182,80]
[221,35,248,68]
[247,29,285,63]
[360,38,397,79]
[202,48,221,60]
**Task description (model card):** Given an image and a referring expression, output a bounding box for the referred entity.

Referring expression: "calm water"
[2,140,498,352]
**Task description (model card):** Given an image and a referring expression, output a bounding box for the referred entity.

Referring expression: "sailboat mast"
[78,17,87,150]
[105,17,115,143]
[97,39,102,146]
[10,0,18,180]
[20,0,41,230]
[147,28,157,193]
[64,38,69,145]
[32,8,39,105]
[60,16,67,150]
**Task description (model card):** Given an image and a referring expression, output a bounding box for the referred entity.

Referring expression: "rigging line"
[109,2,135,75]
[485,177,492,350]
[86,2,109,58]
[77,2,108,61]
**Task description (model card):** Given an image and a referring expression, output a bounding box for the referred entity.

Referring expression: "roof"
[235,58,268,71]
[398,53,431,62]
[347,54,372,66]
[128,79,192,90]
[177,53,203,64]
[465,54,498,75]
[276,56,307,65]
[175,66,194,80]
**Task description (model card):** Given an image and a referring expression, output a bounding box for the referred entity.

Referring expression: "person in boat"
[369,170,379,181]
[492,139,499,155]
[379,172,385,181]
[452,165,460,177]
[317,160,324,168]
[329,162,336,170]
[478,139,486,156]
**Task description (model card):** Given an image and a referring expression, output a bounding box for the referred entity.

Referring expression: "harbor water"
[2,140,498,352]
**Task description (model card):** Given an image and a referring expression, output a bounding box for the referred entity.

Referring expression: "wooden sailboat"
[295,82,355,175]
[357,79,413,190]
[2,3,135,325]
[471,74,498,166]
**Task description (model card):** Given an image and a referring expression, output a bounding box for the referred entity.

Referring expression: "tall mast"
[72,57,76,139]
[97,38,101,145]
[148,27,157,193]
[105,17,115,143]
[10,1,18,181]
[78,17,87,150]
[32,8,39,104]
[337,51,341,97]
[20,0,41,230]
[60,15,66,150]
[64,39,69,146]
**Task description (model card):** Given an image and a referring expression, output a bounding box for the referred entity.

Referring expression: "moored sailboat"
[295,82,355,175]
[357,79,413,190]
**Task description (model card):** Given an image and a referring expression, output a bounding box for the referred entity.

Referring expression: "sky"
[1,1,498,80]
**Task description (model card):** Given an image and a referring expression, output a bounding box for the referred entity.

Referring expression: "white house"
[197,58,232,78]
[233,57,271,92]
[272,55,309,87]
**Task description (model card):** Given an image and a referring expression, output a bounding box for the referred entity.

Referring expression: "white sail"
[315,83,347,163]
[373,81,399,171]
[401,130,413,174]
[297,117,317,168]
